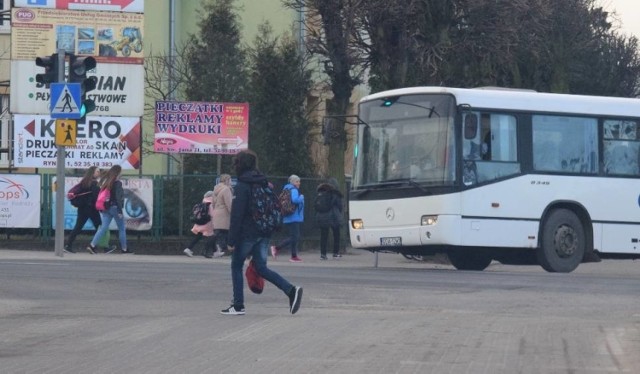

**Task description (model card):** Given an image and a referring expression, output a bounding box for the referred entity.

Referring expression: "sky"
[603,0,640,38]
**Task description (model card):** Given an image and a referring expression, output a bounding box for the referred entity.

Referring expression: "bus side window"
[603,120,640,176]
[604,142,640,175]
[476,113,520,183]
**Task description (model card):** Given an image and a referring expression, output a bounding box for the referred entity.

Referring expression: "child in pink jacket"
[183,191,216,258]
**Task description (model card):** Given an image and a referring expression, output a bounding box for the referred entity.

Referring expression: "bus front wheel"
[448,249,492,271]
[537,209,585,273]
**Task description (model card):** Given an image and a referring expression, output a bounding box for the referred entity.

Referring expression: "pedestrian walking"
[87,165,132,254]
[65,166,101,253]
[315,177,344,260]
[271,174,305,262]
[221,150,303,316]
[212,174,233,257]
[183,191,216,258]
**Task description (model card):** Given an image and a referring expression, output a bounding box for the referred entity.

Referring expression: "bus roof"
[360,87,640,118]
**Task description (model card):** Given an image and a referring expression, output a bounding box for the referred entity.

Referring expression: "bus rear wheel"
[448,249,492,271]
[537,209,585,273]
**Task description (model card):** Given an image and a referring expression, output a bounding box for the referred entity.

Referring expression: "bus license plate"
[380,237,402,246]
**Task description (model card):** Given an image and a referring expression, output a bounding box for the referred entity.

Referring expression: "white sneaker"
[213,251,224,258]
[221,305,245,315]
[183,248,193,257]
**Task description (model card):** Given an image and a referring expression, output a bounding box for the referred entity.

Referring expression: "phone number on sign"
[66,161,114,168]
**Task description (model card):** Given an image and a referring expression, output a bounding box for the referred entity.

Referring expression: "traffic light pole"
[54,50,66,257]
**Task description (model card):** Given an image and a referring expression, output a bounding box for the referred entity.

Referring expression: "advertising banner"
[13,115,142,169]
[11,7,144,64]
[52,176,153,231]
[154,101,249,155]
[14,0,144,13]
[0,174,41,228]
[10,61,144,116]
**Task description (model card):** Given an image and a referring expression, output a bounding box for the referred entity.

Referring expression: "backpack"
[278,188,296,216]
[250,182,282,235]
[67,183,90,208]
[190,202,211,225]
[314,191,333,213]
[95,188,111,211]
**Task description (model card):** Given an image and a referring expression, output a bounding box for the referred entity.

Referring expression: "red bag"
[245,259,264,294]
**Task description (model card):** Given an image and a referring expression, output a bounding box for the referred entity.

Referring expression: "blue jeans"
[276,222,301,257]
[90,205,127,250]
[230,236,293,307]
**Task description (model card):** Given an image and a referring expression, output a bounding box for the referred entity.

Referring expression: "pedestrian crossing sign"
[50,83,82,119]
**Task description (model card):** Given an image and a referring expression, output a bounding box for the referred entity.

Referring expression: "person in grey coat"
[314,177,344,260]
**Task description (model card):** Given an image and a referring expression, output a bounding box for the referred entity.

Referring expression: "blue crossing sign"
[50,83,82,119]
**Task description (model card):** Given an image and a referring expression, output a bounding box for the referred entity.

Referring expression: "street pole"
[54,50,66,257]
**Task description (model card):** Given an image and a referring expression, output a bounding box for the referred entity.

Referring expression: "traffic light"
[35,53,60,87]
[69,55,98,119]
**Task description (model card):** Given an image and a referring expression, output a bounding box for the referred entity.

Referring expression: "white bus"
[348,86,640,272]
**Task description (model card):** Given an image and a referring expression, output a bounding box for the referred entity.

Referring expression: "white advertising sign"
[14,0,144,14]
[10,61,144,117]
[52,176,153,231]
[0,174,41,228]
[11,7,144,64]
[13,115,142,169]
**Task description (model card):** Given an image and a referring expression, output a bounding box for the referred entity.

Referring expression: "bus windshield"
[354,94,457,188]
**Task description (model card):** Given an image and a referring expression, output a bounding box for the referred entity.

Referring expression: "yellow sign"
[55,119,77,146]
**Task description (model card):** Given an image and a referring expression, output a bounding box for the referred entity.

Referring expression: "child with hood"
[184,190,216,258]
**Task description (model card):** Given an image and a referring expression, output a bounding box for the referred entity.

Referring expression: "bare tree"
[144,44,192,113]
[142,44,192,161]
[357,0,457,90]
[356,0,639,96]
[284,0,367,188]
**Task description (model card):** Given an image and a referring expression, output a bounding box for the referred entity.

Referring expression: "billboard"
[11,7,144,64]
[13,114,142,169]
[154,101,249,155]
[10,61,144,116]
[0,174,41,228]
[52,176,153,231]
[14,0,144,13]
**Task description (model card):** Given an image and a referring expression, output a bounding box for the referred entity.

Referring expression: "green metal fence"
[3,174,345,247]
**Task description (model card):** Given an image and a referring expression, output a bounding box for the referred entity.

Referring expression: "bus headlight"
[421,215,438,226]
[351,219,364,230]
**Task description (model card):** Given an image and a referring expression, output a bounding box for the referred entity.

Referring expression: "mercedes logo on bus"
[385,207,395,221]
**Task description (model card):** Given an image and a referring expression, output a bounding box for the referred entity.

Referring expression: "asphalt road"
[1,249,639,373]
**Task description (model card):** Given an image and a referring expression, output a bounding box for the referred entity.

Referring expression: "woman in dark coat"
[315,177,344,259]
[65,166,101,253]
